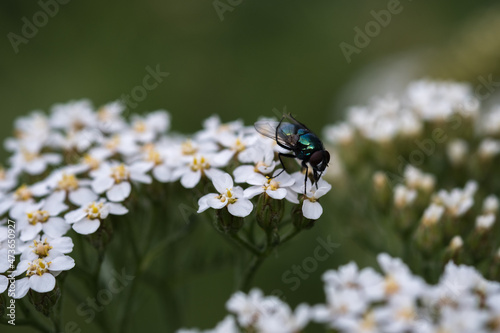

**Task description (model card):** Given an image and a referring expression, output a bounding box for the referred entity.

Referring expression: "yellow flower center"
[97,107,110,121]
[134,121,147,133]
[146,148,162,165]
[264,177,279,191]
[0,167,5,180]
[14,184,32,201]
[105,135,121,150]
[233,138,245,152]
[384,275,400,295]
[32,239,53,257]
[83,154,100,170]
[253,161,267,173]
[190,156,210,172]
[27,258,51,277]
[57,173,79,191]
[111,164,130,183]
[181,140,197,155]
[396,307,415,321]
[27,210,50,225]
[85,202,104,219]
[22,150,38,162]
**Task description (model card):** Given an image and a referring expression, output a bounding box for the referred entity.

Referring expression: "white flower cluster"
[323,80,483,146]
[0,100,331,297]
[180,254,500,333]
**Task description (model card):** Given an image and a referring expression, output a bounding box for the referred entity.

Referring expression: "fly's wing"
[254,121,279,140]
[254,119,299,150]
[283,113,318,137]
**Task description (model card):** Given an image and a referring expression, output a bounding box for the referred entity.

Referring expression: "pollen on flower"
[22,149,38,162]
[254,161,267,173]
[105,135,121,150]
[111,164,130,183]
[85,202,104,219]
[146,148,162,165]
[233,138,245,153]
[14,184,32,201]
[27,210,50,225]
[190,156,210,172]
[384,275,400,295]
[181,140,197,155]
[26,258,51,277]
[58,173,79,191]
[264,177,279,191]
[83,154,100,170]
[133,120,147,133]
[32,238,53,257]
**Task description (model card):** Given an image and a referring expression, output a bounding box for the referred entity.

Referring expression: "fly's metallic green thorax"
[280,124,323,161]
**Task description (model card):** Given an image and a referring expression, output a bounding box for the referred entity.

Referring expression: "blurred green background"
[1,0,500,332]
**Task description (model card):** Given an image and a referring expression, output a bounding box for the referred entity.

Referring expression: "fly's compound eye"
[311,150,330,171]
[309,151,324,169]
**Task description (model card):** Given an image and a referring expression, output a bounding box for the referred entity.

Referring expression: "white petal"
[91,176,114,194]
[233,165,254,183]
[25,160,46,175]
[14,260,30,277]
[243,186,264,199]
[20,224,43,242]
[197,194,212,213]
[69,187,98,206]
[64,208,87,224]
[302,200,323,220]
[49,256,75,271]
[180,170,201,189]
[228,199,253,217]
[49,236,74,254]
[73,218,101,235]
[44,191,68,216]
[207,196,227,210]
[130,172,152,184]
[29,273,56,293]
[129,161,154,173]
[13,277,30,299]
[43,217,70,238]
[213,173,233,194]
[106,182,131,202]
[108,203,128,215]
[267,188,287,200]
[152,165,172,182]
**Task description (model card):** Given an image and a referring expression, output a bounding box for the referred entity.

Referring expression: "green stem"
[230,233,261,256]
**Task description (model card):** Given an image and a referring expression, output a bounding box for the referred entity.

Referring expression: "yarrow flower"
[64,199,128,235]
[198,173,253,217]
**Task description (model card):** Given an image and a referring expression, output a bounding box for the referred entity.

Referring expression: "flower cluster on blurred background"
[1,79,500,332]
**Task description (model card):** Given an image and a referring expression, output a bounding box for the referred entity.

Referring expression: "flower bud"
[475,214,496,233]
[393,185,417,209]
[214,207,243,234]
[256,193,284,231]
[483,195,499,214]
[414,217,442,254]
[29,283,61,317]
[443,235,463,264]
[447,139,468,166]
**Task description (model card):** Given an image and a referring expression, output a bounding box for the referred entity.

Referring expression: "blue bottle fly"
[254,114,330,193]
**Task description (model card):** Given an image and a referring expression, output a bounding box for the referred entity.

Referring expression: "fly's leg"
[302,161,308,195]
[273,153,296,178]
